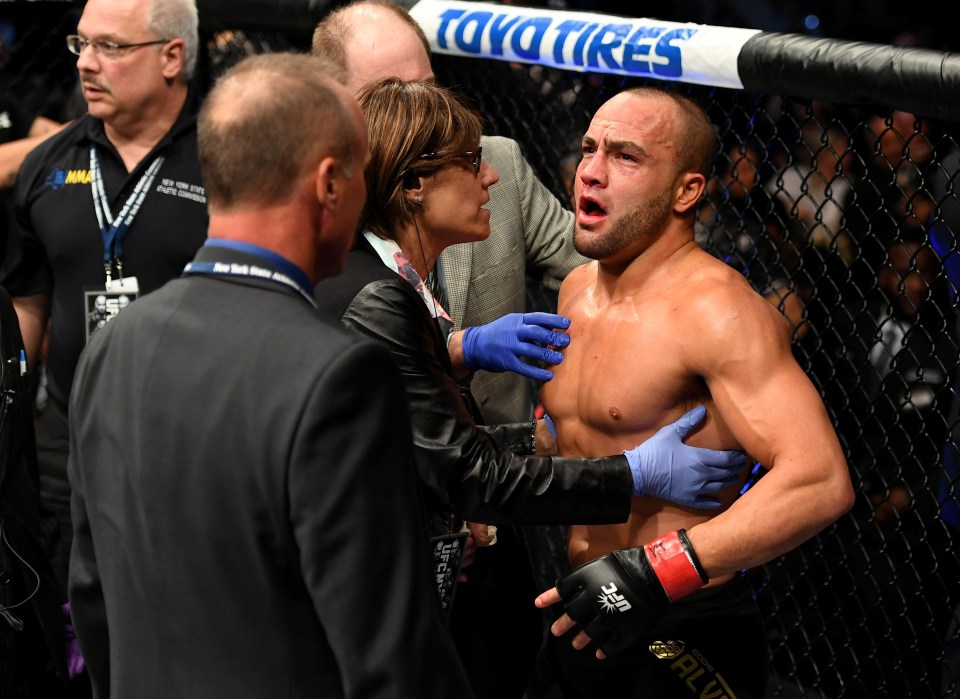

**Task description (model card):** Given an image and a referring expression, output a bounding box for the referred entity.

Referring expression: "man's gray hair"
[149,0,199,79]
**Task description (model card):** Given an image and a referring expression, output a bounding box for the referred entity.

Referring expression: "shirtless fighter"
[527,87,855,699]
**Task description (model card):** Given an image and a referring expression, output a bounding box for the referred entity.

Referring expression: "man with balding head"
[314,0,435,93]
[311,6,592,695]
[67,52,473,698]
[312,10,757,699]
[313,0,585,427]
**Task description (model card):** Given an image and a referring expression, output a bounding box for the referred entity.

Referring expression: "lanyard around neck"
[183,261,318,308]
[183,241,317,309]
[90,144,165,283]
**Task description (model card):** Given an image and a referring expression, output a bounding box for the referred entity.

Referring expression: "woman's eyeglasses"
[419,147,483,174]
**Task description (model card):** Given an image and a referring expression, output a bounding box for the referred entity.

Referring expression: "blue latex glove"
[543,413,557,440]
[461,312,571,381]
[623,406,746,508]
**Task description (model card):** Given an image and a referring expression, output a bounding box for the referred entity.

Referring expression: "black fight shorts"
[527,576,768,699]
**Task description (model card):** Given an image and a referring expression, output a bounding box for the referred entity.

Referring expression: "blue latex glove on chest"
[461,312,571,382]
[623,405,746,508]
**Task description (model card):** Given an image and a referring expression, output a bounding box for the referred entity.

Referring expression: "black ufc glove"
[554,529,707,656]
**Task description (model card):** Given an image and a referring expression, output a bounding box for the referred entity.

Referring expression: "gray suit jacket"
[440,135,586,425]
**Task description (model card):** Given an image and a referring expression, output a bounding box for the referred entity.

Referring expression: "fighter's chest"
[552,302,692,426]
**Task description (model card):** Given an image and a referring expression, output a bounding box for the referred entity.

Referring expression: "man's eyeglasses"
[419,147,483,174]
[66,35,169,59]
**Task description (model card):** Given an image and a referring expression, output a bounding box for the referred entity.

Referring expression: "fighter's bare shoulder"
[557,259,597,303]
[676,248,793,365]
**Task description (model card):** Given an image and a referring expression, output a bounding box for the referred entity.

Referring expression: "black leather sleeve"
[340,279,632,526]
[477,420,534,455]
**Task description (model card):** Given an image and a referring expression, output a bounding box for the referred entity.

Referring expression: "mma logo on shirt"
[598,582,632,613]
[44,168,91,190]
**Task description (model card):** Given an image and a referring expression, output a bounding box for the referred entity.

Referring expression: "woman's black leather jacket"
[314,240,632,531]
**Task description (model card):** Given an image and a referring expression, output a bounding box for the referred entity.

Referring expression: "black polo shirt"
[2,90,208,410]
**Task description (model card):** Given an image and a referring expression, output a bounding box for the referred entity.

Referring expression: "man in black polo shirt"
[1,0,207,586]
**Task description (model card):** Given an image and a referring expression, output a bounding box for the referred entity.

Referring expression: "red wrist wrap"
[643,529,708,602]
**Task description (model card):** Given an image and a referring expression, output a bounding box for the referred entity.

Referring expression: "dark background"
[565,0,957,51]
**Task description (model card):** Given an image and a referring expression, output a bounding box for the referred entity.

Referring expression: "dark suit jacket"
[67,245,473,698]
[315,237,631,528]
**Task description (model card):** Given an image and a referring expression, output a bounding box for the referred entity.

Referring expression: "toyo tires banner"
[409,0,760,89]
[409,0,960,120]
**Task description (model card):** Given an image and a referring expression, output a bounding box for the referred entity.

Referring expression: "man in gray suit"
[311,5,590,696]
[313,0,585,426]
[67,52,474,698]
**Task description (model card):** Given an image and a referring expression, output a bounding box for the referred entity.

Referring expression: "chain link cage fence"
[4,3,960,697]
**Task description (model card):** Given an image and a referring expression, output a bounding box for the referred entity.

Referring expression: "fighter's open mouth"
[580,199,606,215]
